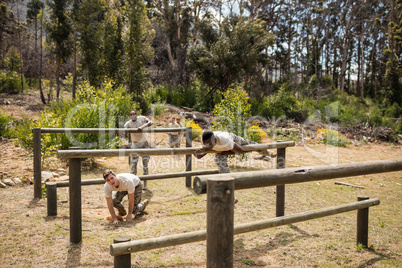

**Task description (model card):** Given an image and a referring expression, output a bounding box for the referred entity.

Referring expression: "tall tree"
[27,0,44,51]
[383,0,401,104]
[188,16,275,96]
[124,0,154,96]
[45,0,72,100]
[103,5,124,84]
[77,0,106,87]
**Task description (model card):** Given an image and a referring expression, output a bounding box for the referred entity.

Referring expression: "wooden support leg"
[185,127,192,187]
[113,236,132,268]
[207,177,234,267]
[69,158,82,244]
[357,196,370,247]
[276,148,286,217]
[46,182,57,216]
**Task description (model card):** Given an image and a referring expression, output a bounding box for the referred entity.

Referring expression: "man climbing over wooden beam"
[194,130,276,174]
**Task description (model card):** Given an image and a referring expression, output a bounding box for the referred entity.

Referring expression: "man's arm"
[125,192,135,222]
[194,149,207,159]
[137,118,153,132]
[220,143,245,155]
[106,197,119,224]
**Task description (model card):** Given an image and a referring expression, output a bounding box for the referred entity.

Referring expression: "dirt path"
[0,137,401,267]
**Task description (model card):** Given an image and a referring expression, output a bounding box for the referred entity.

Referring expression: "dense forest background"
[0,0,401,140]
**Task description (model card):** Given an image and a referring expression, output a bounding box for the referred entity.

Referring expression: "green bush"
[16,79,139,160]
[369,106,383,126]
[260,83,299,120]
[385,102,401,118]
[13,116,34,151]
[0,110,13,138]
[0,70,27,94]
[213,85,251,137]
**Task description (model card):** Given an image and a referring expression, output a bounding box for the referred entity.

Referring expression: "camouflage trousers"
[214,135,257,174]
[129,141,150,175]
[168,134,181,148]
[112,182,144,214]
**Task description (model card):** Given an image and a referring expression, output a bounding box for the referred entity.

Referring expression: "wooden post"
[276,147,286,217]
[357,196,369,247]
[46,182,57,216]
[185,127,192,187]
[33,128,42,198]
[207,176,234,268]
[113,236,131,268]
[69,158,82,244]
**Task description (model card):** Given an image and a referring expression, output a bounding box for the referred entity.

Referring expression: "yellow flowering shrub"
[247,125,266,143]
[184,118,202,141]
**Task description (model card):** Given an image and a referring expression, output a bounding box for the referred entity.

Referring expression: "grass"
[0,140,401,267]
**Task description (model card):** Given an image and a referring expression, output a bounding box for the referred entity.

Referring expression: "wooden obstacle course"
[32,127,191,198]
[110,197,380,263]
[46,169,220,217]
[109,158,402,267]
[49,131,294,244]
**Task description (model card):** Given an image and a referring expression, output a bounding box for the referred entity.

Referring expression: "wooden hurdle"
[193,158,402,216]
[55,141,294,244]
[32,127,189,198]
[108,158,402,267]
[45,169,220,217]
[110,197,380,266]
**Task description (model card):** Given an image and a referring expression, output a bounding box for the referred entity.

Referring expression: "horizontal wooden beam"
[52,169,219,187]
[57,141,295,158]
[39,127,187,134]
[193,158,402,194]
[110,198,380,256]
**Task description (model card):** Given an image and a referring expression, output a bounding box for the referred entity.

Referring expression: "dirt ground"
[0,91,401,268]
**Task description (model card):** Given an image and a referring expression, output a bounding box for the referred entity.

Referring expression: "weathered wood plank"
[193,159,402,194]
[57,141,295,158]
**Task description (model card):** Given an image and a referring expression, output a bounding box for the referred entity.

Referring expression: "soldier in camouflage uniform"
[194,130,270,173]
[124,110,153,189]
[103,169,148,224]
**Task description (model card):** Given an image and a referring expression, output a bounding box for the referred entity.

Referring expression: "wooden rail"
[193,158,402,194]
[56,141,295,158]
[40,127,187,133]
[110,198,380,256]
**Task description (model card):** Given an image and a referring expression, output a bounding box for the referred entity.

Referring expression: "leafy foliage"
[0,110,13,138]
[260,83,299,120]
[213,85,251,138]
[14,80,138,160]
[316,128,351,147]
[0,70,27,94]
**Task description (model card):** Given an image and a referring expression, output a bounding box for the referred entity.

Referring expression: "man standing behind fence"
[124,110,153,190]
[168,116,182,148]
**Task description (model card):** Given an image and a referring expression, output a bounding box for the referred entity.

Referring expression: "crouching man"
[103,169,149,224]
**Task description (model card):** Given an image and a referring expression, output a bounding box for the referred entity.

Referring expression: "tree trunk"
[56,54,61,100]
[339,38,349,91]
[72,24,77,99]
[39,4,46,104]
